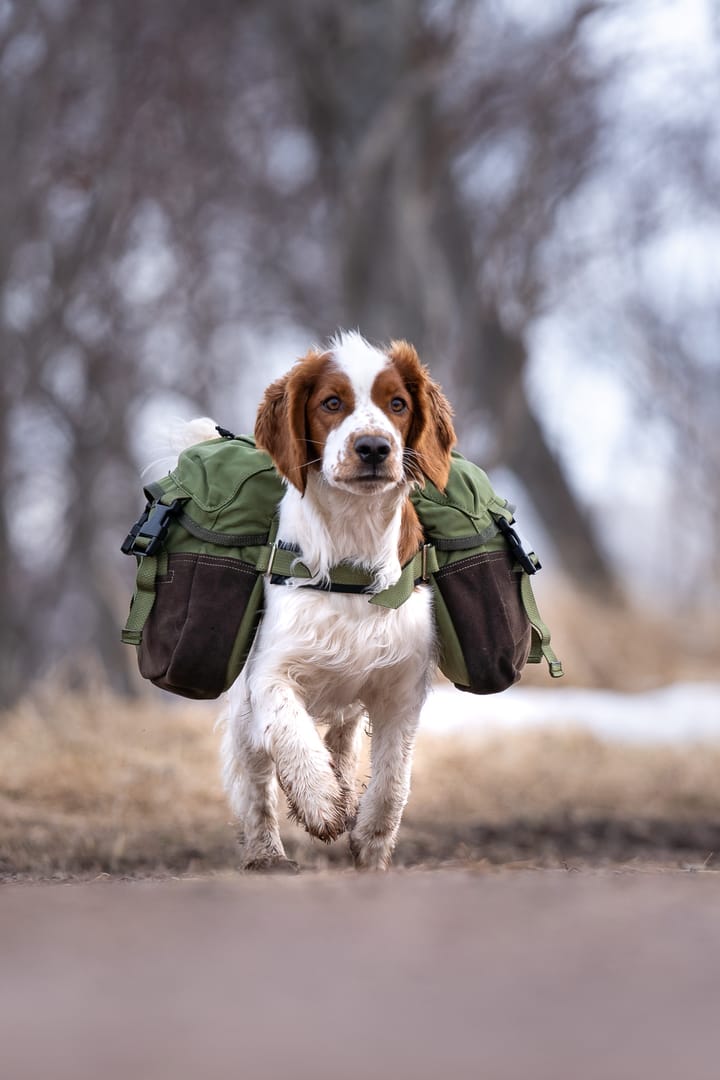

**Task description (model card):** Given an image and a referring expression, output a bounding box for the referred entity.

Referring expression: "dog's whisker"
[288,456,324,472]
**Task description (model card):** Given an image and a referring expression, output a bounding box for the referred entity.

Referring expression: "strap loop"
[519,572,564,677]
[121,554,159,645]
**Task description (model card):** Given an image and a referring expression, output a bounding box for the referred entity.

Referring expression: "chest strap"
[257,543,438,611]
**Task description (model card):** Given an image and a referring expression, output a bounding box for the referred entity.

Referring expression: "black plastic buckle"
[121,500,182,557]
[496,517,541,575]
[121,502,151,555]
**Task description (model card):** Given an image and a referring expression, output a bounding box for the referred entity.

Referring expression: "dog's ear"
[255,363,320,494]
[417,376,456,491]
[255,372,308,493]
[388,340,456,491]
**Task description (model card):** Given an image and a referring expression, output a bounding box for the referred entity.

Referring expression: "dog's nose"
[354,435,391,466]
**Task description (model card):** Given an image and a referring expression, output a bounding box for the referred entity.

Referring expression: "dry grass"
[0,684,227,880]
[2,681,720,881]
[518,583,720,690]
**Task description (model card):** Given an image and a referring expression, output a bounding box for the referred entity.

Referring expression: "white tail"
[170,416,220,454]
[141,416,221,480]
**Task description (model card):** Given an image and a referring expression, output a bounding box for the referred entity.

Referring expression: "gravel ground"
[3,868,720,1080]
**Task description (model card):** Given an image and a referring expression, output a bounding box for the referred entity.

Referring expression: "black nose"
[354,435,391,466]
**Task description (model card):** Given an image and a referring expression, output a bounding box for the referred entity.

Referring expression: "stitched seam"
[434,551,508,578]
[167,554,257,576]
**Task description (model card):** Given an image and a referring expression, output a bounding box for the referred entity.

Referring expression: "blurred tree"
[0,0,718,701]
[267,1,618,587]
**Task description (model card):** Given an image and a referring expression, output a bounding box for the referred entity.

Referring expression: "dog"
[220,331,456,870]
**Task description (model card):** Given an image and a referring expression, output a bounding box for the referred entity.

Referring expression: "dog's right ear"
[388,340,456,492]
[255,373,307,492]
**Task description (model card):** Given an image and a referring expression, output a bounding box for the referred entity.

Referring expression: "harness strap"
[371,545,438,609]
[144,480,172,501]
[121,554,159,645]
[519,571,564,677]
[259,542,438,610]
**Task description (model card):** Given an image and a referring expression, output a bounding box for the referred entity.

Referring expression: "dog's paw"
[241,855,300,874]
[296,792,348,843]
[280,773,349,843]
[335,779,360,826]
[349,829,394,870]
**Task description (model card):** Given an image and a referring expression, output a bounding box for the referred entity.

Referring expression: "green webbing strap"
[144,480,170,501]
[259,543,437,610]
[121,554,159,645]
[370,546,438,609]
[255,544,307,576]
[519,571,564,677]
[429,524,500,551]
[176,511,269,549]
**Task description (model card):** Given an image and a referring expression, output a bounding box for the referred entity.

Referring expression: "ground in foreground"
[3,869,720,1080]
[2,686,720,880]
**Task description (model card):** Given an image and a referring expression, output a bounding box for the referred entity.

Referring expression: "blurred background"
[1,0,720,878]
[2,0,720,703]
[2,0,720,701]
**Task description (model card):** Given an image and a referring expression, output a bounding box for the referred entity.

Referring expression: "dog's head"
[255,332,456,496]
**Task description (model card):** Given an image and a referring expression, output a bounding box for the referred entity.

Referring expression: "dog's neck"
[277,472,422,589]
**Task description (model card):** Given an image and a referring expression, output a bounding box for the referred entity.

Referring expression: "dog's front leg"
[221,684,296,872]
[349,697,422,870]
[323,706,364,823]
[251,683,348,843]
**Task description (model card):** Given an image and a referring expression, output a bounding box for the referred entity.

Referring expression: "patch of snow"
[420,682,720,744]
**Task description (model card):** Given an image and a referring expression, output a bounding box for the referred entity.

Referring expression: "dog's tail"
[141,416,221,480]
[170,416,220,455]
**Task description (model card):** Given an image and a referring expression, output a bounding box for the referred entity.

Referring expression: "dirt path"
[2,868,719,1080]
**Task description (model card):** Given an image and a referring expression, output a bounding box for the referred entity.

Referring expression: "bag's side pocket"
[139,552,258,699]
[433,549,531,694]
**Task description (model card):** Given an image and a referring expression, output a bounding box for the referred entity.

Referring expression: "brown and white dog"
[221,331,456,869]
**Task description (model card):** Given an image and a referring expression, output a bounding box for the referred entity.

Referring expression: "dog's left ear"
[388,340,456,491]
[255,357,325,494]
[255,372,309,493]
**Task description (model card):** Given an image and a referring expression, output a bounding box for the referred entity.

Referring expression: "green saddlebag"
[411,452,563,693]
[121,436,562,699]
[121,436,285,699]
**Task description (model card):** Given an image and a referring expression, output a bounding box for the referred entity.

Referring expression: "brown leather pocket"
[433,549,531,694]
[139,553,259,699]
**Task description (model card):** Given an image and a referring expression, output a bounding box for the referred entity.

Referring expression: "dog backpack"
[121,432,562,699]
[411,455,563,692]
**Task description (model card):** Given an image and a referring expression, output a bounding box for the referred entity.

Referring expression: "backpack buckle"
[265,541,279,577]
[121,500,182,557]
[496,517,541,575]
[121,502,151,555]
[421,543,432,582]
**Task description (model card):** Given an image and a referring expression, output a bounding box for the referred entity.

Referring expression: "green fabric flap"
[411,451,514,560]
[169,437,285,517]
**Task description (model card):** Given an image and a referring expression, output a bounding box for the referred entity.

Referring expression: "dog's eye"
[322,396,342,412]
[390,397,408,414]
